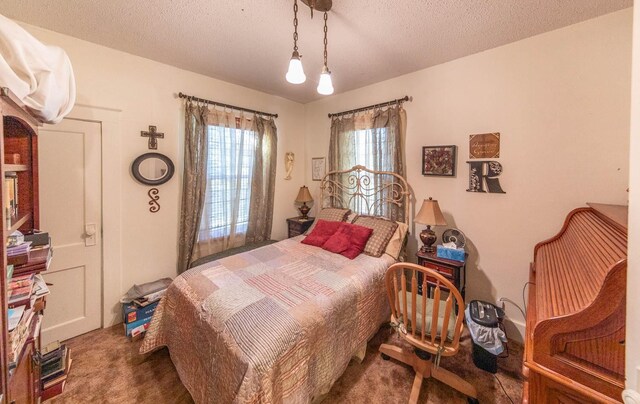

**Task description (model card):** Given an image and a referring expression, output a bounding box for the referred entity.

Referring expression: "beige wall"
[18,23,307,326]
[304,9,632,340]
[627,4,640,393]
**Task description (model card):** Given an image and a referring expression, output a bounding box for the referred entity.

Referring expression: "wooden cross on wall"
[141,125,164,150]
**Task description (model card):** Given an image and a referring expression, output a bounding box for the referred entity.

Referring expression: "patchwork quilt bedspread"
[140,236,395,404]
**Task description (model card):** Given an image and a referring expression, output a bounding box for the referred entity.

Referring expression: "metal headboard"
[319,165,411,225]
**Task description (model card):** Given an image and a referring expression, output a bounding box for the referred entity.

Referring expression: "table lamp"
[414,197,448,253]
[295,186,314,219]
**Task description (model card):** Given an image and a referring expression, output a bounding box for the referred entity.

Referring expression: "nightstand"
[415,250,467,303]
[286,217,315,238]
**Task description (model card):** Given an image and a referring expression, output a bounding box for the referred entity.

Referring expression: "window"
[199,125,256,240]
[347,127,395,216]
[352,127,391,170]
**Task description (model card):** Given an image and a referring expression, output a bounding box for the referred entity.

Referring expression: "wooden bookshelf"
[8,212,31,234]
[1,87,44,404]
[4,165,28,173]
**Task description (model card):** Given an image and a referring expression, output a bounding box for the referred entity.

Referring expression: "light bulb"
[286,51,306,84]
[317,67,334,95]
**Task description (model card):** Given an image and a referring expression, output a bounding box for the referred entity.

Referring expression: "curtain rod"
[178,92,278,118]
[328,95,411,118]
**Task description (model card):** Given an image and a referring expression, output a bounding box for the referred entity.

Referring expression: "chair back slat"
[440,294,453,343]
[393,272,400,318]
[401,271,408,328]
[411,269,418,337]
[421,274,427,341]
[384,262,466,356]
[451,305,465,347]
[430,282,441,344]
[387,274,398,317]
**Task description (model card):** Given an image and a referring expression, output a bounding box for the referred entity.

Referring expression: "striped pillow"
[352,215,399,257]
[304,208,352,235]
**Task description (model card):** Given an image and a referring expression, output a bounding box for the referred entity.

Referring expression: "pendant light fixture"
[316,11,334,95]
[285,0,306,84]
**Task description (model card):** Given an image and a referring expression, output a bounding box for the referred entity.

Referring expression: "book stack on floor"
[7,272,50,372]
[40,341,72,401]
[122,288,166,339]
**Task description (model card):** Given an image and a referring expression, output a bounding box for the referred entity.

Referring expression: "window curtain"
[328,105,407,221]
[177,101,209,273]
[193,109,277,261]
[246,116,278,244]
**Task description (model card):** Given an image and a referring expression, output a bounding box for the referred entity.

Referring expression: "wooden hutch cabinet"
[0,88,48,404]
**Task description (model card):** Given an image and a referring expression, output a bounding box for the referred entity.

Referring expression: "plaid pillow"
[352,215,399,257]
[304,208,352,234]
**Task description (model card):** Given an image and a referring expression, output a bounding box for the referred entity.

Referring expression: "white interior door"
[39,118,102,345]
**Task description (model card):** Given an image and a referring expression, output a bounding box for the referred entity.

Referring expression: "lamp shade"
[317,66,334,95]
[295,186,314,203]
[286,51,306,84]
[414,197,447,226]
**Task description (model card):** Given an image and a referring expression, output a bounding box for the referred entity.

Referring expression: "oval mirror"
[131,152,175,186]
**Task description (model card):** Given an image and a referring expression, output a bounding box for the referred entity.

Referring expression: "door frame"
[64,104,124,328]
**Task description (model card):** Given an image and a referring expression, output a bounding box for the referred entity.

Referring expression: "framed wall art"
[422,145,457,177]
[469,132,500,159]
[311,157,326,181]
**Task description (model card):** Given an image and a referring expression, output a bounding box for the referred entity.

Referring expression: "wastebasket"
[465,300,507,374]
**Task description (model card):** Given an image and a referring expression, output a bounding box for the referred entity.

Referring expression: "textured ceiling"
[0,0,632,103]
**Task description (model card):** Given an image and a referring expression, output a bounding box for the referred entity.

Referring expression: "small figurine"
[284,152,295,180]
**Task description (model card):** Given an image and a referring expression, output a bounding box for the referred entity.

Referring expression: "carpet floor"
[49,324,523,404]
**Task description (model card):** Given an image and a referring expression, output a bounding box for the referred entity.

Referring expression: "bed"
[140,165,412,403]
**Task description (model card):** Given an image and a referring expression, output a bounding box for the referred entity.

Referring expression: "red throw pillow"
[301,219,342,247]
[322,224,351,254]
[322,222,373,259]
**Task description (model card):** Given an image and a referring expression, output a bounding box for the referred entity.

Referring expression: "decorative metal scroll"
[148,188,161,212]
[319,165,411,224]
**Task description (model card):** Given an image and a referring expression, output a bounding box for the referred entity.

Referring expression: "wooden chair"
[379,262,478,404]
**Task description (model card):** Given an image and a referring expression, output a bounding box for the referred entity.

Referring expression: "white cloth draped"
[0,14,75,123]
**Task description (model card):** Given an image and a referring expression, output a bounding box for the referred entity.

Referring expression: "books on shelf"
[33,274,50,297]
[7,241,31,257]
[6,270,47,370]
[8,273,35,308]
[8,305,25,331]
[6,240,32,267]
[8,309,35,367]
[4,172,18,217]
[12,245,53,276]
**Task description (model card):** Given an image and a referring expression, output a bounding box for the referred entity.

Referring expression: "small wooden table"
[286,217,315,238]
[415,250,467,303]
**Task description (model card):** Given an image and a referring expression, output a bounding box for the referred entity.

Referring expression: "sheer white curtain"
[194,109,276,259]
